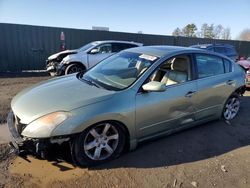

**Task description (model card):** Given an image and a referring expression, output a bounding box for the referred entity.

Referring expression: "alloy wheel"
[83,123,119,160]
[223,97,240,120]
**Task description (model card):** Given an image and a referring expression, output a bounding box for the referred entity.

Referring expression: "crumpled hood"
[48,49,78,60]
[11,75,115,124]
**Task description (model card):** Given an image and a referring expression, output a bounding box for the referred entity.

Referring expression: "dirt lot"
[1,74,250,188]
[0,73,49,124]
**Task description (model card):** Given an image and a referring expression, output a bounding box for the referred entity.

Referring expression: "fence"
[0,23,250,72]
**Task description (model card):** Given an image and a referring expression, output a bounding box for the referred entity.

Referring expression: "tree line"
[172,23,231,40]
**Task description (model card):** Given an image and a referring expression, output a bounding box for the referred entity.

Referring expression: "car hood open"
[11,75,115,124]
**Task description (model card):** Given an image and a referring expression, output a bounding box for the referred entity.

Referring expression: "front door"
[88,43,113,68]
[135,54,197,139]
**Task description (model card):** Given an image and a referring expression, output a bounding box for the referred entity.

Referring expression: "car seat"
[161,58,188,85]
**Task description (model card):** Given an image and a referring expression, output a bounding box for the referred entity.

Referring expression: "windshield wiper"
[82,78,100,88]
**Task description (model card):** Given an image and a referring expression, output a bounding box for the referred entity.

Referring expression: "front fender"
[51,91,137,147]
[61,53,88,68]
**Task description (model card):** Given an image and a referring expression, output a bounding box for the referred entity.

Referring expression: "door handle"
[226,80,234,85]
[185,91,196,98]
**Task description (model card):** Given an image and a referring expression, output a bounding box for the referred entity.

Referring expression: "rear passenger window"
[195,54,225,78]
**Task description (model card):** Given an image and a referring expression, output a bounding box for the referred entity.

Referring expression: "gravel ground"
[1,74,250,188]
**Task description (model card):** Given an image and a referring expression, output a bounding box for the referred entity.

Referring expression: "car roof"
[91,40,143,46]
[124,45,206,57]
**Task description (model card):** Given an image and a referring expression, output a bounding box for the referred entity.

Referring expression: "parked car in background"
[8,46,245,166]
[190,44,238,61]
[237,56,250,70]
[237,57,250,88]
[46,40,143,76]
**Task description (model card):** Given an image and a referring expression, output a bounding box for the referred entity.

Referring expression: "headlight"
[22,111,71,138]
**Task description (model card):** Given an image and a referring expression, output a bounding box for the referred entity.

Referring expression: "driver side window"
[150,55,192,86]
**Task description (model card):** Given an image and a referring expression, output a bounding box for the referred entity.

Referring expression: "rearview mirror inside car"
[142,81,166,92]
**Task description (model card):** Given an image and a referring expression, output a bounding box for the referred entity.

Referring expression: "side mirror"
[142,81,166,92]
[89,48,99,54]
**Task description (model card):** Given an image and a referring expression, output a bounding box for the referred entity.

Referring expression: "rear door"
[193,53,235,120]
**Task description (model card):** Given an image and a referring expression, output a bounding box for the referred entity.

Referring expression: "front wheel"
[71,122,126,167]
[65,64,84,75]
[222,93,240,120]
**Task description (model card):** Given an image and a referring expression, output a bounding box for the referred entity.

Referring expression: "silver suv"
[46,40,143,76]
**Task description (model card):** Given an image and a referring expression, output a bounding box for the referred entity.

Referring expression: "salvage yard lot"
[1,74,250,188]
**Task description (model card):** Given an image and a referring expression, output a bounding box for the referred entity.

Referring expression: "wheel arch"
[66,61,86,70]
[234,86,246,96]
[222,90,240,108]
[106,120,131,152]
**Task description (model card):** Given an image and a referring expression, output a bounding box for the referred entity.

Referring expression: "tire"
[65,64,84,75]
[222,93,240,120]
[71,122,126,167]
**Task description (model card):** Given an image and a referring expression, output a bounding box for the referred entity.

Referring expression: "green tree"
[172,23,231,40]
[182,23,197,37]
[201,23,215,38]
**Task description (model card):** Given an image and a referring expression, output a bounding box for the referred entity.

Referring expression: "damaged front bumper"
[46,61,65,76]
[7,111,72,158]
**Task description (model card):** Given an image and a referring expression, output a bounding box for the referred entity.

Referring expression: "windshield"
[78,42,95,51]
[80,51,158,90]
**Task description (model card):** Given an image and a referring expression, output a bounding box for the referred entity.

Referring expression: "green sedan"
[8,46,245,166]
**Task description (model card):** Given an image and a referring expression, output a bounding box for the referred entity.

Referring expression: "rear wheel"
[65,64,84,75]
[71,122,126,167]
[222,93,240,120]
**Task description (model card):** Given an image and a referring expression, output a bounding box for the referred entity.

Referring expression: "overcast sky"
[0,0,249,39]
